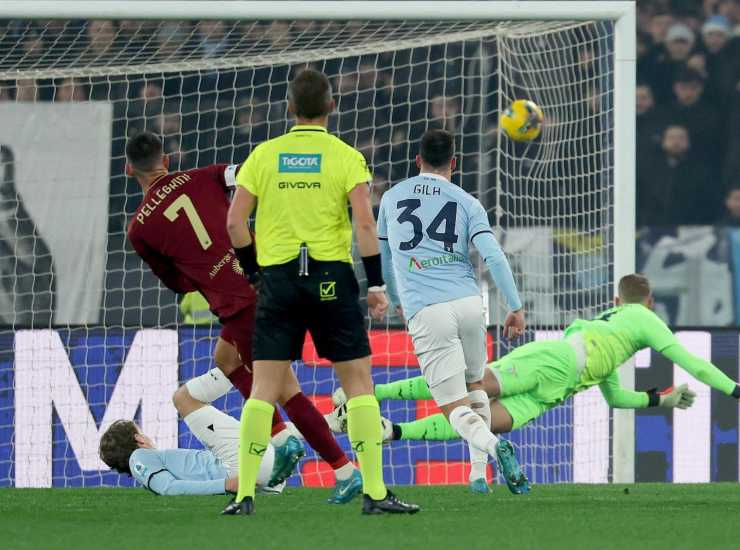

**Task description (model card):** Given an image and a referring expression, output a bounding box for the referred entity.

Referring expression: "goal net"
[0,9,631,488]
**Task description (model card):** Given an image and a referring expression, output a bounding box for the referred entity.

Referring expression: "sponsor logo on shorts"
[319,281,337,301]
[278,153,322,173]
[249,442,267,457]
[407,252,466,272]
[351,440,365,453]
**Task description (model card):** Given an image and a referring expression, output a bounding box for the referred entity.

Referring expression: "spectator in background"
[648,11,675,46]
[19,26,44,67]
[86,20,117,60]
[429,95,461,133]
[0,82,13,101]
[717,0,740,27]
[649,23,696,101]
[196,20,227,58]
[15,79,39,102]
[154,22,187,61]
[54,78,88,102]
[700,15,736,104]
[719,185,740,226]
[637,83,664,160]
[638,125,718,226]
[657,67,721,162]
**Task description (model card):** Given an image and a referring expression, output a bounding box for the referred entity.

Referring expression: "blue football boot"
[327,469,363,504]
[268,435,305,487]
[495,439,530,495]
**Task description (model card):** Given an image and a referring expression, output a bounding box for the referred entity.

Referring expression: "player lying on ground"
[124,132,361,503]
[334,274,738,492]
[99,369,281,496]
[376,128,528,495]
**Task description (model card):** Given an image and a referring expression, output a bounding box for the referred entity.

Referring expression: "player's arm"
[661,343,739,397]
[129,231,196,294]
[348,182,388,320]
[226,186,258,281]
[468,199,524,337]
[194,163,240,194]
[129,448,230,496]
[148,470,228,496]
[598,370,695,409]
[376,195,401,310]
[644,312,740,397]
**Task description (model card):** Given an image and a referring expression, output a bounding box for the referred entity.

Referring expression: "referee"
[223,69,419,516]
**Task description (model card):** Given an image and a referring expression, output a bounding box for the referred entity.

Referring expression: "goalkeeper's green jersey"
[564,303,735,395]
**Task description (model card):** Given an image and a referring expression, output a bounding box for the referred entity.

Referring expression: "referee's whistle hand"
[368,291,389,321]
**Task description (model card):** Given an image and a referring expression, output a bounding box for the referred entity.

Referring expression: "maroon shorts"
[219,303,256,368]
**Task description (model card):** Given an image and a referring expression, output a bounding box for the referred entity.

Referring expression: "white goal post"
[0,1,636,484]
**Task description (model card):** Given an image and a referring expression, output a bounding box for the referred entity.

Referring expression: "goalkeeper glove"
[658,384,696,409]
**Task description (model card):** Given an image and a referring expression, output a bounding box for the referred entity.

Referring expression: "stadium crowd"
[636,0,740,226]
[0,4,738,224]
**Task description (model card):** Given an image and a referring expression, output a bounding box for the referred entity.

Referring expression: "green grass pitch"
[2,484,739,550]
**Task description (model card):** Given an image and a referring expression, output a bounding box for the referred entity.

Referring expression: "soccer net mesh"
[0,17,615,488]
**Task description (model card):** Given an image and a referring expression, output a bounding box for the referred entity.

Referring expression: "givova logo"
[278,153,322,173]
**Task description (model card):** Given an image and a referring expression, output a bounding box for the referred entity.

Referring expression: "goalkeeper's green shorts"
[491,340,579,429]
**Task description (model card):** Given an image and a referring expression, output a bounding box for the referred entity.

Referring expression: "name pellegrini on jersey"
[135,173,192,225]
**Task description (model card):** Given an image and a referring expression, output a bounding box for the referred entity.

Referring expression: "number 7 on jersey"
[164,195,213,250]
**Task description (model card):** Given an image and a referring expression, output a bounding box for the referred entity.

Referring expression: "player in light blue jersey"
[99,369,279,496]
[377,129,527,494]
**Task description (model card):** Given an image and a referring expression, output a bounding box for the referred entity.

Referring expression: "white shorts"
[407,294,487,406]
[184,405,274,485]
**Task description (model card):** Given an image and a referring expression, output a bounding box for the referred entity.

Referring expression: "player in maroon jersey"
[124,132,362,501]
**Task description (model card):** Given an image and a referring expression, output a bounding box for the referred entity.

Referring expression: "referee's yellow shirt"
[236,124,372,266]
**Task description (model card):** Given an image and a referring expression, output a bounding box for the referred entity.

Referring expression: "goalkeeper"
[334,274,738,487]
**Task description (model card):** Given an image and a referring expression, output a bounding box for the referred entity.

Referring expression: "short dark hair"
[419,129,455,168]
[99,420,139,474]
[618,273,651,304]
[674,67,704,85]
[288,69,332,119]
[125,131,164,172]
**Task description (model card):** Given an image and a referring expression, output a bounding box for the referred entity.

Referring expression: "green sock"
[375,375,433,401]
[347,394,387,500]
[398,413,460,441]
[236,398,273,502]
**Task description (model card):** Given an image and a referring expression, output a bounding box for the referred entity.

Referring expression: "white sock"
[271,429,290,447]
[467,390,491,482]
[334,462,356,481]
[449,405,499,458]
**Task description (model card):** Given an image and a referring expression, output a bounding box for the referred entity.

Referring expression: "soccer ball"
[500,99,544,142]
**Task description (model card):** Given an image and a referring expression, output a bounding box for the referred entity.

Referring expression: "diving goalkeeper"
[333,274,738,489]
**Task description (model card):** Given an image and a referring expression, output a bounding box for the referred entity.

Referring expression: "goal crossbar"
[2,1,636,23]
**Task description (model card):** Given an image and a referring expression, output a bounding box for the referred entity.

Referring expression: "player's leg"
[222,314,305,488]
[227,269,305,515]
[456,295,496,493]
[274,367,361,503]
[408,300,500,468]
[308,261,418,514]
[176,394,279,492]
[176,368,291,492]
[214,332,288,437]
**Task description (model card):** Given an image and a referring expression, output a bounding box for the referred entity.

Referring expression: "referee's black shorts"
[252,258,371,363]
